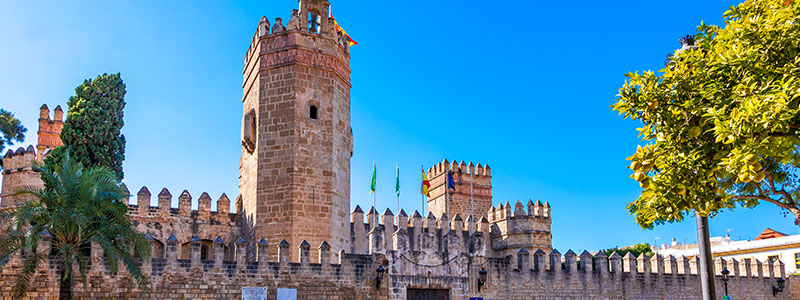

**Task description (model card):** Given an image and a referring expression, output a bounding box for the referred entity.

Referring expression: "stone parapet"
[2,238,789,299]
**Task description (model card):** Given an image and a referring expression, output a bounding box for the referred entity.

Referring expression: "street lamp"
[477,268,487,292]
[721,268,730,296]
[375,266,385,290]
[773,278,785,296]
[665,34,716,300]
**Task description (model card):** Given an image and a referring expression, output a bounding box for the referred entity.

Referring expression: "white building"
[658,228,800,275]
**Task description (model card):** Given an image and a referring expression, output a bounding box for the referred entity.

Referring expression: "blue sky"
[1,0,795,252]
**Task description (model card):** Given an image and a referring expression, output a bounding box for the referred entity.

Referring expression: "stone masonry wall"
[35,104,64,156]
[239,1,353,263]
[126,186,242,260]
[427,159,492,221]
[1,105,63,208]
[0,146,41,208]
[2,217,790,300]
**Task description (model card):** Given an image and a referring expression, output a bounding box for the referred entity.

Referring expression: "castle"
[0,1,790,299]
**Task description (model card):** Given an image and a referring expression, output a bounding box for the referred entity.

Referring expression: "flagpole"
[373,161,377,226]
[421,165,426,220]
[470,169,474,234]
[446,163,450,222]
[396,164,400,214]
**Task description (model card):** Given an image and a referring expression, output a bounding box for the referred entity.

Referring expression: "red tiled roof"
[755,228,788,240]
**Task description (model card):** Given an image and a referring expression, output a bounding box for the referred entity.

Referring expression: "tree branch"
[730,195,792,209]
[765,170,797,207]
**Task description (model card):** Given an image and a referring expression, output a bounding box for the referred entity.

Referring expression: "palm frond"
[2,154,150,297]
[75,251,89,288]
[11,250,45,299]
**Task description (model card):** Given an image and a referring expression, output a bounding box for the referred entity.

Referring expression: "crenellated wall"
[125,186,242,261]
[1,146,42,208]
[488,199,552,257]
[1,1,791,298]
[349,201,551,260]
[427,159,492,221]
[36,104,64,156]
[1,231,790,299]
[1,104,62,208]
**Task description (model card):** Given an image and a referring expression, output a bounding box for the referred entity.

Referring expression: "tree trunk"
[792,209,800,226]
[58,265,72,300]
[696,214,716,300]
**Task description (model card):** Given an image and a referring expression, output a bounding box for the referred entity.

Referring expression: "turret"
[0,146,41,208]
[426,159,493,222]
[37,104,64,156]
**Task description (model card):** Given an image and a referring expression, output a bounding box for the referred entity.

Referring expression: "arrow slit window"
[243,109,256,153]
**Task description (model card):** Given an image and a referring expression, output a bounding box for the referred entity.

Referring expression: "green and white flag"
[395,164,400,197]
[370,162,376,194]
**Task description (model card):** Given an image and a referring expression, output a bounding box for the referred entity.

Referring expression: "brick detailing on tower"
[36,104,64,155]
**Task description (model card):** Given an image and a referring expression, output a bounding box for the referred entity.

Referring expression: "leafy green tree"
[0,109,27,169]
[601,243,654,258]
[45,73,126,179]
[613,0,800,228]
[0,154,149,300]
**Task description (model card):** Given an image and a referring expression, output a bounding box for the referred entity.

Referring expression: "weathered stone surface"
[0,1,792,299]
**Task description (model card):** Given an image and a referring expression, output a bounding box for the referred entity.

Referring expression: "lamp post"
[721,268,730,297]
[375,266,385,290]
[654,237,661,257]
[665,35,717,300]
[477,268,487,292]
[773,278,785,296]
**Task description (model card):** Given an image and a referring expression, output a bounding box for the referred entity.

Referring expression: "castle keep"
[0,1,791,299]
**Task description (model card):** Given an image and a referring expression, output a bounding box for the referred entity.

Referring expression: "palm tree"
[0,108,27,169]
[0,154,150,300]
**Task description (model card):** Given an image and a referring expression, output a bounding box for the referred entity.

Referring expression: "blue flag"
[447,171,456,191]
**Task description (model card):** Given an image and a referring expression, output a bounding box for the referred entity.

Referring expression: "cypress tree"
[46,73,126,179]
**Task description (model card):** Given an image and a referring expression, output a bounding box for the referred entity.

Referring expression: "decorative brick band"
[258,46,351,85]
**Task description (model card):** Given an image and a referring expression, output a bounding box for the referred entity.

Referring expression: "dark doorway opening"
[407,288,449,300]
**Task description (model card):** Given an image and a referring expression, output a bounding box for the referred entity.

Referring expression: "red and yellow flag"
[329,9,358,46]
[421,168,431,197]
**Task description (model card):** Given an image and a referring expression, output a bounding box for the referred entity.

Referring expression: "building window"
[201,245,209,260]
[309,105,318,119]
[768,255,779,264]
[795,253,800,268]
[242,109,256,153]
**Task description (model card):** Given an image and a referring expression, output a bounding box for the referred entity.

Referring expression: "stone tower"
[1,105,62,208]
[427,159,493,224]
[239,0,352,261]
[36,104,64,155]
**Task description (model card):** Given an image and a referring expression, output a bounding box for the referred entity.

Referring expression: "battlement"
[347,204,551,261]
[427,159,493,222]
[427,159,491,178]
[242,7,352,96]
[2,145,37,172]
[1,145,44,208]
[3,233,787,300]
[243,1,351,67]
[488,199,551,221]
[127,186,236,224]
[37,104,64,156]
